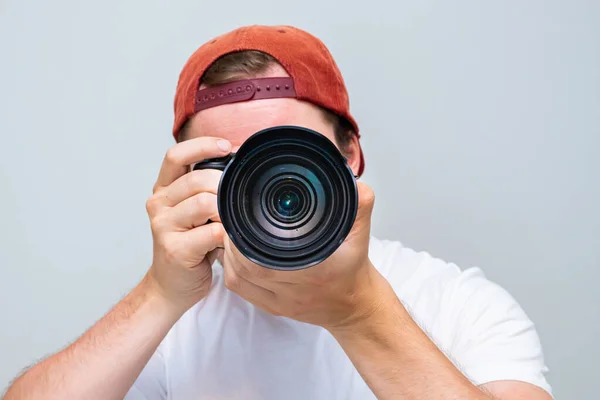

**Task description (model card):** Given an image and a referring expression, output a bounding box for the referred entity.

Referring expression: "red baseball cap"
[172,25,365,176]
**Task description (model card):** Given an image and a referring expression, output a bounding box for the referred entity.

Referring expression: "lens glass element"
[276,190,300,217]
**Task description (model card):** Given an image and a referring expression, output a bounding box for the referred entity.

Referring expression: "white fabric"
[126,237,552,399]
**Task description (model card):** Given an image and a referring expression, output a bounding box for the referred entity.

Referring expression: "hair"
[177,50,355,153]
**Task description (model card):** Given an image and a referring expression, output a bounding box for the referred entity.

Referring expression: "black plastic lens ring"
[194,125,358,270]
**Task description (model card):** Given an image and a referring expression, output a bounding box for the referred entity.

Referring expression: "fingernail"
[217,139,231,152]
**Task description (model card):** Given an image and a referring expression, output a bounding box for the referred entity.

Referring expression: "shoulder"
[369,236,523,308]
[368,236,462,297]
[369,236,552,396]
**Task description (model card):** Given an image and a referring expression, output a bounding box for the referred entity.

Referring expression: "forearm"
[4,275,184,400]
[329,270,494,400]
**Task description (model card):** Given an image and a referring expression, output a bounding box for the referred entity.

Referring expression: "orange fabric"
[173,25,365,176]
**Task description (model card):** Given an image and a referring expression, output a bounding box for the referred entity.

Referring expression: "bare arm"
[4,137,232,400]
[4,277,182,400]
[220,181,551,400]
[327,272,552,400]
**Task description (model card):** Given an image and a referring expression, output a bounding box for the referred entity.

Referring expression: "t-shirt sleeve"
[443,267,552,397]
[124,342,167,400]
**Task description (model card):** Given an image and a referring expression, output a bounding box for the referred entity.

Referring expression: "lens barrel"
[217,126,358,270]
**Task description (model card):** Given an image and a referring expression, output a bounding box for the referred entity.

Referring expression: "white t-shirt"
[126,237,552,399]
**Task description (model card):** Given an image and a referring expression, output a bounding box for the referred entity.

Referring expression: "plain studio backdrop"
[0,1,598,398]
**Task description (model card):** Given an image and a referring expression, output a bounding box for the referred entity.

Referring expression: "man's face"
[185,64,361,175]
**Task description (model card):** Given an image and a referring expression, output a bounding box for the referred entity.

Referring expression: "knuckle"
[194,192,212,210]
[224,270,239,291]
[209,222,223,241]
[149,213,168,232]
[184,171,201,193]
[209,223,225,246]
[146,195,160,215]
[191,169,219,194]
[165,147,182,165]
[359,182,376,205]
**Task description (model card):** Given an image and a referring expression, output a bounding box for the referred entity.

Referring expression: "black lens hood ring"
[216,125,358,271]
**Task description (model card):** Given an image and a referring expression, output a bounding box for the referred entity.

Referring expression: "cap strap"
[194,77,297,113]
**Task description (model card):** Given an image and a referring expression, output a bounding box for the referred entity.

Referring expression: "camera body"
[193,125,358,271]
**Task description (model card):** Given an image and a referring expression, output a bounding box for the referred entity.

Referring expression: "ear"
[344,134,362,176]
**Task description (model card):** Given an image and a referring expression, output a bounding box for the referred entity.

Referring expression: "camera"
[193,125,358,270]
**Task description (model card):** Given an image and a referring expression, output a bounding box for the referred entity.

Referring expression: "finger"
[157,169,222,207]
[341,182,375,245]
[356,181,376,221]
[166,192,219,230]
[176,222,226,262]
[154,137,232,190]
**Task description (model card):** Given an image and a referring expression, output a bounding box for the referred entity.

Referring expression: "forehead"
[186,98,332,145]
[184,63,335,146]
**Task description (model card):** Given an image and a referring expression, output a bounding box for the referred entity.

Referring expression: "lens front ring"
[217,125,358,270]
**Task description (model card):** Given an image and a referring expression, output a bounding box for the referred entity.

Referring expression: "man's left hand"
[221,182,384,330]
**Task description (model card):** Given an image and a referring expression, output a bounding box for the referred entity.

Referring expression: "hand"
[221,182,384,330]
[145,137,232,311]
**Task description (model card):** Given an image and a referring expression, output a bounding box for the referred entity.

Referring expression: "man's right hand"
[3,136,234,400]
[145,136,232,312]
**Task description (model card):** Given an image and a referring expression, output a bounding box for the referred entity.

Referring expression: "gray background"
[0,0,598,398]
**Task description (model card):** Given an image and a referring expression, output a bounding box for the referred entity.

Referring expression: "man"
[4,25,552,400]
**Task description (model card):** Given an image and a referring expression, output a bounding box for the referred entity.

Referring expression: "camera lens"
[217,126,358,270]
[276,190,300,217]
